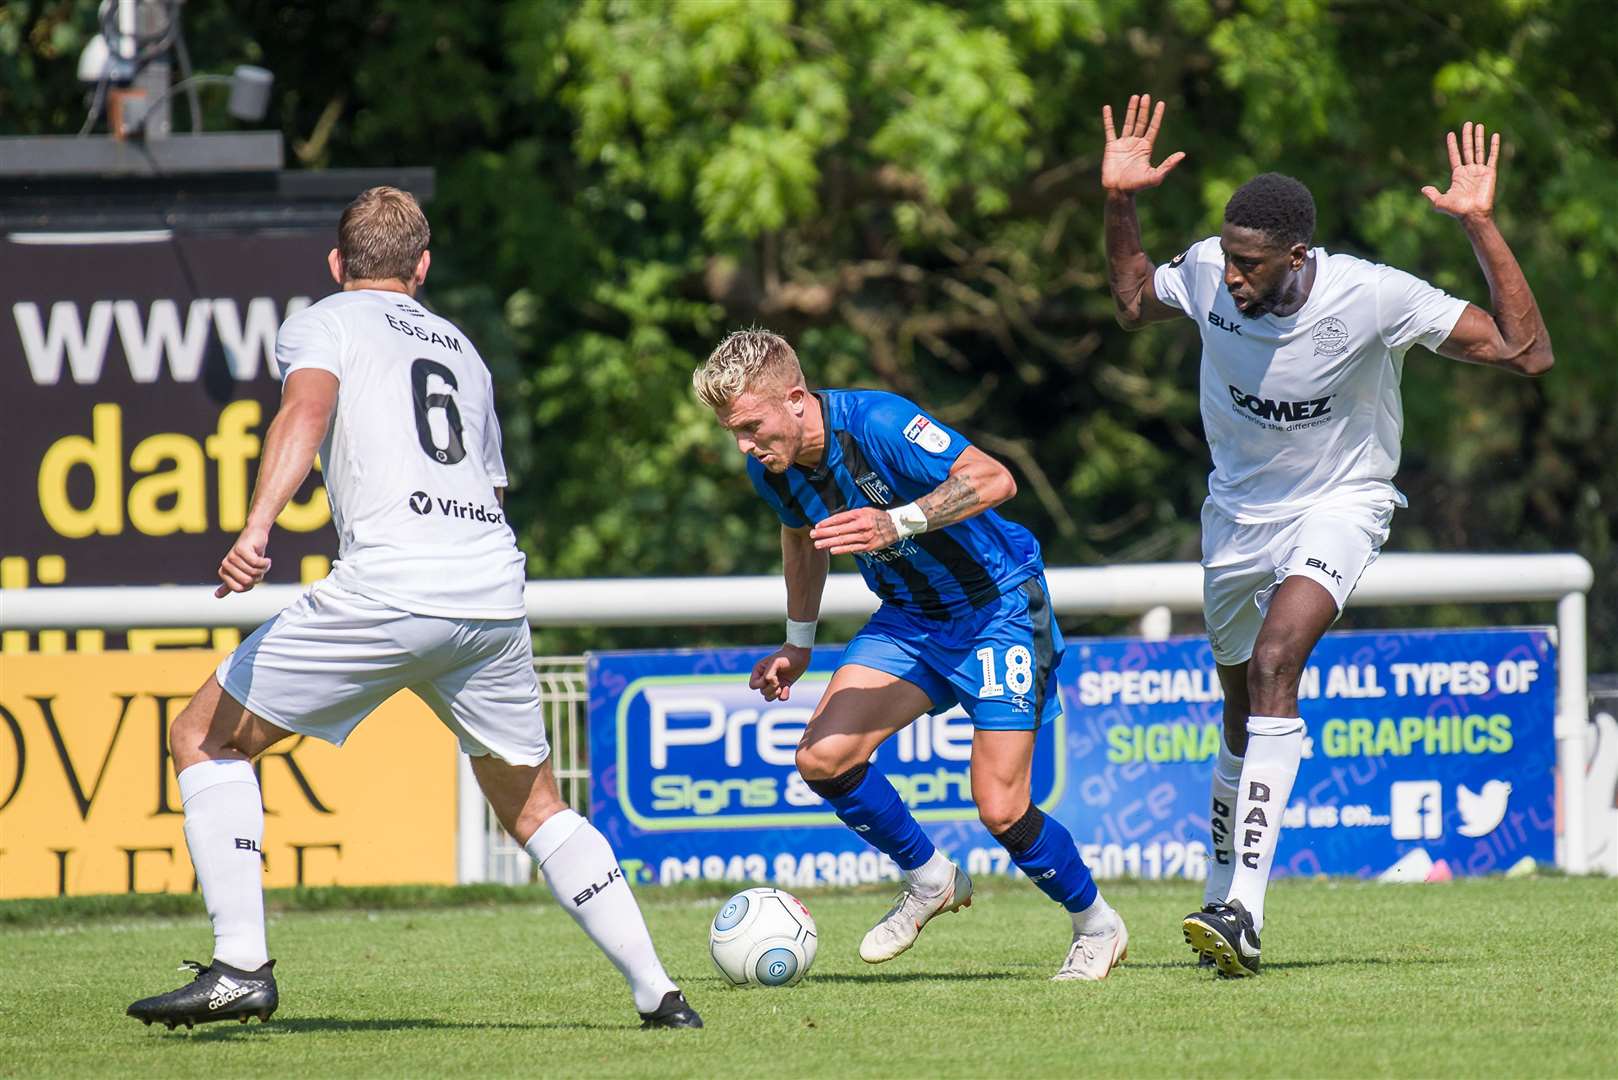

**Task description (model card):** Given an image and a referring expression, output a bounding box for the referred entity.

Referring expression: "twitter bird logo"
[1457,780,1512,837]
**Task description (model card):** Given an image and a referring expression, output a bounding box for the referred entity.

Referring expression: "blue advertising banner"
[588,628,1555,887]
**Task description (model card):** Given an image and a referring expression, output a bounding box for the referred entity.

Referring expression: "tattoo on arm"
[917,474,981,529]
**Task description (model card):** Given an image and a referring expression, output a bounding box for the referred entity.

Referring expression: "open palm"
[1422,121,1499,219]
[1101,94,1185,193]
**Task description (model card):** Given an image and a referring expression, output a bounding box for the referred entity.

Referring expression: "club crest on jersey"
[854,471,894,506]
[903,414,950,454]
[1312,316,1350,356]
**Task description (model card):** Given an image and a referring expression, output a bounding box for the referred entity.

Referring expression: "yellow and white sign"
[0,651,457,899]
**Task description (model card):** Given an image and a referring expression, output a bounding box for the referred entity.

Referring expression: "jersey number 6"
[410,357,467,465]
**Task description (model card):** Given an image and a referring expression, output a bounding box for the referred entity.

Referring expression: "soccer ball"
[708,887,818,988]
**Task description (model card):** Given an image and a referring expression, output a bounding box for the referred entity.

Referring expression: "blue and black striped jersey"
[747,390,1043,619]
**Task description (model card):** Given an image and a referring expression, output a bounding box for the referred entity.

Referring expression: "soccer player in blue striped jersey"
[694,330,1126,981]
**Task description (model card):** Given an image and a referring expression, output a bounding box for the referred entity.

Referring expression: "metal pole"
[455,752,487,884]
[134,0,171,138]
[1557,591,1589,874]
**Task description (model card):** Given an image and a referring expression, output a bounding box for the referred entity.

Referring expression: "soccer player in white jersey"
[126,187,701,1029]
[1099,95,1553,976]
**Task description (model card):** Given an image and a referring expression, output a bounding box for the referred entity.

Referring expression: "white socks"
[178,760,269,970]
[1204,735,1242,905]
[1071,892,1118,936]
[1225,716,1304,932]
[525,809,677,1014]
[903,848,956,895]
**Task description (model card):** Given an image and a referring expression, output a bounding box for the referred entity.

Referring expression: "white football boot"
[1052,913,1129,981]
[858,863,973,963]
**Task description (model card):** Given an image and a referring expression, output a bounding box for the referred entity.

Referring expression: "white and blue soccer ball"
[708,887,818,988]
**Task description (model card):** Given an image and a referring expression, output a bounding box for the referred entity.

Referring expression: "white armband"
[785,619,818,649]
[887,502,929,540]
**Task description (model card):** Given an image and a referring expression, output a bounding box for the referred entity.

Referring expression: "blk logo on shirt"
[1305,557,1343,584]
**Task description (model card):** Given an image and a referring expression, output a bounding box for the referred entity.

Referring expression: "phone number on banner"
[655,841,1207,887]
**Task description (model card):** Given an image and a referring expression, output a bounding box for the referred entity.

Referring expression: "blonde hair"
[692,329,805,409]
[337,186,430,282]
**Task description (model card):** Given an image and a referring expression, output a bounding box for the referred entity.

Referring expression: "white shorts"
[217,579,549,766]
[1201,496,1395,667]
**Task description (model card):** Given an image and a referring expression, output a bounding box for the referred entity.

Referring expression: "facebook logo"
[1389,781,1443,840]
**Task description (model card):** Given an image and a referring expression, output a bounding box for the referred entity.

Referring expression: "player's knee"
[1248,637,1303,691]
[799,760,868,800]
[795,742,852,783]
[167,701,212,763]
[977,797,1026,837]
[1222,713,1249,756]
[989,803,1044,853]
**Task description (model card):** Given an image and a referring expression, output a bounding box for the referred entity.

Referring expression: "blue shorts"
[840,575,1065,731]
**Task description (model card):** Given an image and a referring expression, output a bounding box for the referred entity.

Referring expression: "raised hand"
[1102,93,1186,194]
[1421,121,1500,220]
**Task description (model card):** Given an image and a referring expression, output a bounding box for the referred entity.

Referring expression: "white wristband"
[887,502,929,540]
[785,618,818,648]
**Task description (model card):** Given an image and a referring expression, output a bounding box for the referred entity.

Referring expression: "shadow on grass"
[161,1016,628,1039]
[1125,956,1452,972]
[1262,956,1450,971]
[806,971,1026,984]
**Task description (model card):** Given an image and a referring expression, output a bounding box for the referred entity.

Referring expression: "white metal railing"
[456,657,591,885]
[0,553,1597,873]
[1,553,1593,628]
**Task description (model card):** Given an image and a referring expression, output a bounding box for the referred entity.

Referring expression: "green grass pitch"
[3,876,1615,1078]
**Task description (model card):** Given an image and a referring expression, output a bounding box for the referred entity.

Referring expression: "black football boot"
[127,959,278,1029]
[1185,903,1220,967]
[1182,899,1261,977]
[638,989,703,1030]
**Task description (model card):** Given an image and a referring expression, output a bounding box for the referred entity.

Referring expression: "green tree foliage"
[6,0,1614,660]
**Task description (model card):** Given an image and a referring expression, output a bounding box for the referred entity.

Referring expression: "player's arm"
[1101,93,1188,329]
[750,525,829,703]
[215,369,338,596]
[809,447,1015,556]
[1421,123,1554,376]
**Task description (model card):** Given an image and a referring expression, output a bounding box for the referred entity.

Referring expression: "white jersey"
[1155,237,1468,523]
[275,290,526,618]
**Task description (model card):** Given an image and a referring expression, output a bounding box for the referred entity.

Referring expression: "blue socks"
[804,764,935,871]
[805,767,1101,917]
[994,804,1098,912]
